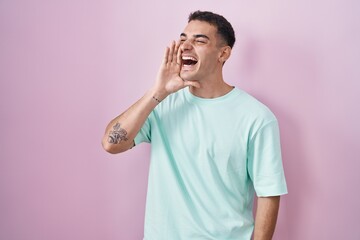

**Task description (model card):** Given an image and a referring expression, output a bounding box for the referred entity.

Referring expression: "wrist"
[152,96,161,103]
[149,87,169,102]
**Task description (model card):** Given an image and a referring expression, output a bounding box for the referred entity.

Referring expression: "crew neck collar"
[184,86,240,104]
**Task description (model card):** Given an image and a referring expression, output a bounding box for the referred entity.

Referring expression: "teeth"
[182,56,197,61]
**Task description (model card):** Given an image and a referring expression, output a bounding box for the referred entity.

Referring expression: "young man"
[102,11,287,240]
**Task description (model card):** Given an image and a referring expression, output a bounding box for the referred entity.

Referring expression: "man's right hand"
[152,41,200,101]
[102,41,200,154]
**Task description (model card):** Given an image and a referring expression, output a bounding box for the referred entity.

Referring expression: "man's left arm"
[253,196,280,240]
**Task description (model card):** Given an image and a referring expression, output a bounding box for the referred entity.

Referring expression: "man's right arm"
[101,88,164,154]
[102,41,200,154]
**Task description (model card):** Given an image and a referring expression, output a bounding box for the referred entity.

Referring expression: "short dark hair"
[188,10,235,49]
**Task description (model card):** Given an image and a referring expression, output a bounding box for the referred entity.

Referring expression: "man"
[102,10,287,240]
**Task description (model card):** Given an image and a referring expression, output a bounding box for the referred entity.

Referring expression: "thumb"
[184,80,201,89]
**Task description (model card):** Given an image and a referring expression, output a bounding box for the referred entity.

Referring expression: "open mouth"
[182,56,198,67]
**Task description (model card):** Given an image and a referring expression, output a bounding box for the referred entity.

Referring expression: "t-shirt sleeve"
[134,111,153,145]
[247,120,288,197]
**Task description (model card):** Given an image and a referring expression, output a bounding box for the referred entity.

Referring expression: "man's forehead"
[182,20,217,37]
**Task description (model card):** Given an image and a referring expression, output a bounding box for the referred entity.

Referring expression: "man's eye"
[180,39,186,42]
[196,40,205,43]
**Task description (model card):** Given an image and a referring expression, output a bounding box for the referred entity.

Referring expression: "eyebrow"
[180,33,210,40]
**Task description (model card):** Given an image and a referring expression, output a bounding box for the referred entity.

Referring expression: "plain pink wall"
[1,0,359,239]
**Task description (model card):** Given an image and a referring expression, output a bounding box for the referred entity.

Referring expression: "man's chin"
[180,72,198,82]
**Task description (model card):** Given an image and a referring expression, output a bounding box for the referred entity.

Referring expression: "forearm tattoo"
[107,122,128,144]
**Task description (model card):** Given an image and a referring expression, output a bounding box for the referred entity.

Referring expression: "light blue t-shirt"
[135,87,288,240]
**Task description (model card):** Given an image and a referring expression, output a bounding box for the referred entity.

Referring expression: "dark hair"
[188,10,235,48]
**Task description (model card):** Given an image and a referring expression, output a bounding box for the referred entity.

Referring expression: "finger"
[162,47,170,65]
[176,40,182,66]
[173,41,180,64]
[168,41,175,63]
[184,80,201,88]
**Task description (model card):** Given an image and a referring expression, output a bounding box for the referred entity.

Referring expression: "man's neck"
[189,76,233,99]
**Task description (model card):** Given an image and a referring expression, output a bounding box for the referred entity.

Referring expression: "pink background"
[1,0,359,239]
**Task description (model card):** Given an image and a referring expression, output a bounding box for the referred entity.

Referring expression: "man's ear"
[218,46,232,64]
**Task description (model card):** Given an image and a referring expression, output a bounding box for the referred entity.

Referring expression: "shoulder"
[234,88,277,123]
[231,88,279,140]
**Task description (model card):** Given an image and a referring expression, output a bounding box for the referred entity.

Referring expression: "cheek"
[196,48,220,67]
[200,55,219,67]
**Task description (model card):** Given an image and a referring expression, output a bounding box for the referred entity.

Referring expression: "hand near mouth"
[153,41,200,100]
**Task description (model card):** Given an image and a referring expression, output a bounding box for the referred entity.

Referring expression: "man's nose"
[180,39,193,51]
